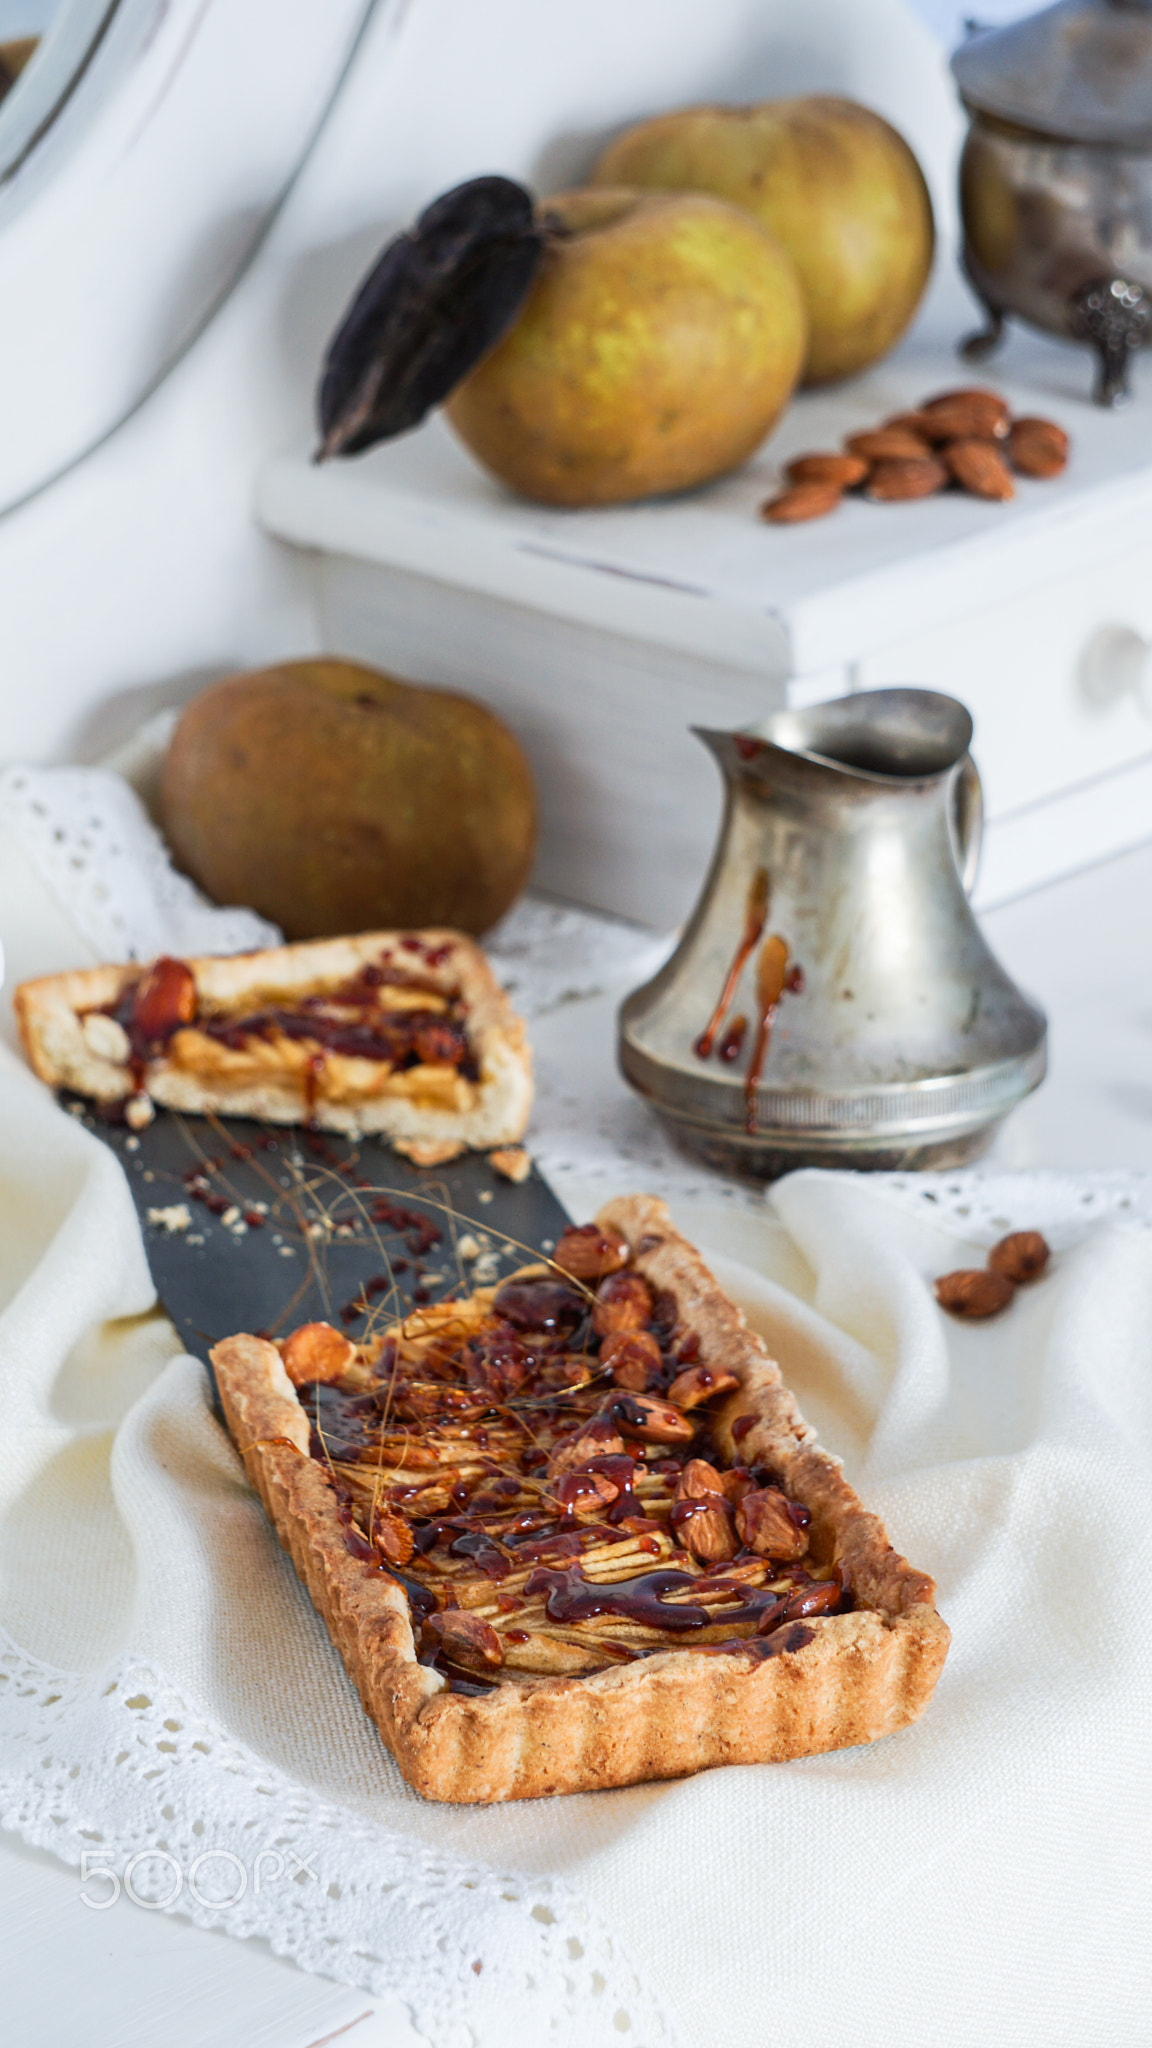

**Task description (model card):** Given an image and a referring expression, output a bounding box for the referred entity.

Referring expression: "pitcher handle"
[950,754,984,896]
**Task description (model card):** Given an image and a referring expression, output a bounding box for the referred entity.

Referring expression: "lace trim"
[0,764,280,963]
[860,1166,1152,1239]
[0,1627,677,2047]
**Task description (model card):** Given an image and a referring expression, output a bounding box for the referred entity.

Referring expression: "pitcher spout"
[699,688,975,787]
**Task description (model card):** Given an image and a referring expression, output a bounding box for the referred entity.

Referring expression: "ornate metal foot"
[960,303,1005,363]
[1071,277,1151,407]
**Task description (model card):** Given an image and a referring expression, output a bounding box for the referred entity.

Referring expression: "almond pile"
[762,388,1069,525]
[934,1228,1050,1321]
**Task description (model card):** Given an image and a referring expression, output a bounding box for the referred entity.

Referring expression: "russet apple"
[592,98,934,386]
[162,659,537,939]
[444,187,806,506]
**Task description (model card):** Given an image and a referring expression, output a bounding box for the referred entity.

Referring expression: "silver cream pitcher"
[618,689,1046,1176]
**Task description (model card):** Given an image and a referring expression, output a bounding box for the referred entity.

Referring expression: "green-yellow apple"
[592,98,934,385]
[444,187,806,506]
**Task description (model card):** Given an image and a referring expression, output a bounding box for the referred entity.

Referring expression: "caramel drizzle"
[290,1268,846,1689]
[693,867,769,1059]
[745,934,789,1133]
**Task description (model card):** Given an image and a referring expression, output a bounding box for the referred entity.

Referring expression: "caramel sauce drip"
[744,933,789,1133]
[694,867,769,1060]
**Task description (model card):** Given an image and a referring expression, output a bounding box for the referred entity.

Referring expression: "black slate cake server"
[76,1103,572,1368]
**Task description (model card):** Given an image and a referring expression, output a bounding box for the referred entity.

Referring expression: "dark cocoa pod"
[316,176,545,460]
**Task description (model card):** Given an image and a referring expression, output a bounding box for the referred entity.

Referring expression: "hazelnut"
[131,955,196,1042]
[987,1230,1050,1285]
[280,1321,357,1385]
[934,1268,1015,1318]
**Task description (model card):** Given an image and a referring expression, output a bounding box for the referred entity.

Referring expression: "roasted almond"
[553,1223,630,1281]
[934,1268,1015,1318]
[370,1505,415,1568]
[609,1391,695,1444]
[131,955,197,1043]
[760,482,842,524]
[553,1466,621,1519]
[883,409,936,437]
[718,1467,756,1506]
[920,388,1010,439]
[592,1270,654,1338]
[845,426,931,461]
[671,1496,738,1564]
[865,455,948,503]
[547,1421,626,1478]
[783,1578,842,1621]
[489,1145,531,1182]
[601,1329,662,1391]
[735,1487,809,1560]
[943,437,1015,501]
[424,1610,506,1670]
[280,1321,357,1386]
[676,1457,727,1501]
[987,1229,1050,1284]
[1007,417,1069,479]
[785,451,869,488]
[666,1362,741,1409]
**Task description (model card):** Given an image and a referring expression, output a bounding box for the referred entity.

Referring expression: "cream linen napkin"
[1,1048,1150,2046]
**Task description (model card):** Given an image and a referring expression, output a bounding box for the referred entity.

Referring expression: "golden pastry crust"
[211,1196,949,1802]
[13,929,532,1147]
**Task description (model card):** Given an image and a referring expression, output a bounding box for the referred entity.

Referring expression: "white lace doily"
[0,763,280,964]
[859,1165,1152,1240]
[0,1630,675,2048]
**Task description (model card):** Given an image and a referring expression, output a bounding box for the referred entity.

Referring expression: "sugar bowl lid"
[952,0,1152,149]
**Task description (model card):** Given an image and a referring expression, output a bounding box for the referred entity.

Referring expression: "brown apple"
[444,187,806,506]
[161,659,537,939]
[592,98,934,385]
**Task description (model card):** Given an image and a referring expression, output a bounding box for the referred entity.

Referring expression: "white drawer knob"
[1079,625,1152,715]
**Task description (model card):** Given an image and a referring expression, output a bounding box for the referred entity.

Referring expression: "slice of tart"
[13,929,532,1150]
[211,1194,949,1802]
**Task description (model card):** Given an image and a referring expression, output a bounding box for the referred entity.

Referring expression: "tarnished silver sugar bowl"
[954,0,1152,405]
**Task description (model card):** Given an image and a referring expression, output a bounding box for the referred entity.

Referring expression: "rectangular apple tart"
[14,929,532,1152]
[211,1194,949,1802]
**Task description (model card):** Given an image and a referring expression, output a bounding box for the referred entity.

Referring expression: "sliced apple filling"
[81,950,482,1112]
